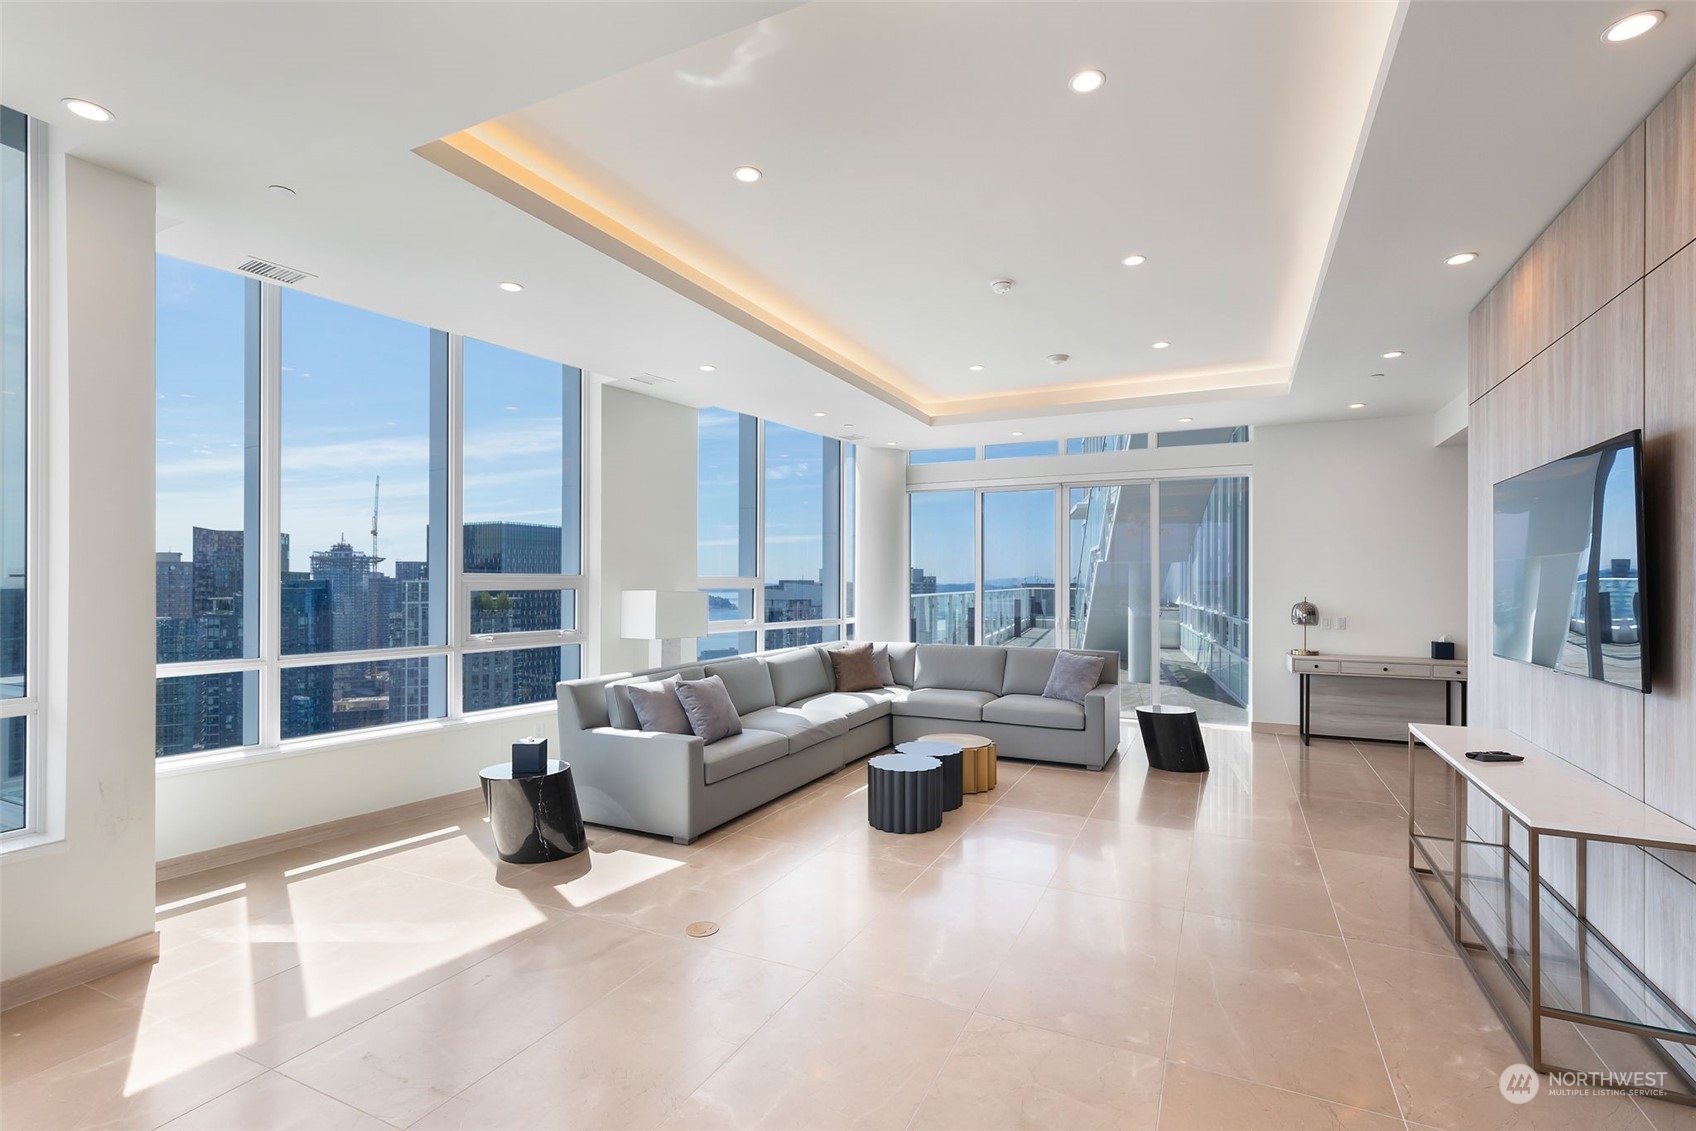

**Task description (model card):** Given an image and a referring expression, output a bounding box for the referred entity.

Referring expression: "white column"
[855,446,909,643]
[1,155,158,981]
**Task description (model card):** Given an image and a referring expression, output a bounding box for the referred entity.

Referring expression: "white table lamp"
[621,590,710,668]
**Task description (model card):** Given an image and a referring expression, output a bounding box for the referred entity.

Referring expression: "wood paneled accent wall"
[1467,61,1696,1048]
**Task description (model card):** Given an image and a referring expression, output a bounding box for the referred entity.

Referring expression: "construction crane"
[370,476,383,568]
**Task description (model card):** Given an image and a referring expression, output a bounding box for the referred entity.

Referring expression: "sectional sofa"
[555,642,1121,843]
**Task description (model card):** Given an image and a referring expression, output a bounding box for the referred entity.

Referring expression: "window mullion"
[443,332,463,721]
[257,281,282,749]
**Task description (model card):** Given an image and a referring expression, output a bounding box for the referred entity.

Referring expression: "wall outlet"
[1320,616,1332,629]
[1336,616,1347,630]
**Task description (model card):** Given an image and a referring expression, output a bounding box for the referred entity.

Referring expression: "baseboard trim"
[1251,721,1299,736]
[1,931,160,1009]
[156,786,485,882]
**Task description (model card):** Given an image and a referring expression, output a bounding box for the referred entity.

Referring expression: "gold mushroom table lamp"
[1290,599,1319,656]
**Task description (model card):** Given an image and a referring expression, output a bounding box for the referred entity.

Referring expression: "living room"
[2,3,1694,1129]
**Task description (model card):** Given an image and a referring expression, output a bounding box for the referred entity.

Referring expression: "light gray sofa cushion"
[625,676,692,735]
[1002,649,1059,696]
[702,729,789,785]
[740,704,847,750]
[887,642,918,686]
[914,644,1006,695]
[1043,651,1106,704]
[703,659,777,714]
[675,675,744,744]
[607,666,704,728]
[892,687,997,722]
[983,693,1086,730]
[768,648,833,705]
[803,688,899,721]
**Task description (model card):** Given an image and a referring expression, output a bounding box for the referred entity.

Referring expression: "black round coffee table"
[1136,705,1210,773]
[867,752,944,833]
[895,740,964,810]
[479,760,588,863]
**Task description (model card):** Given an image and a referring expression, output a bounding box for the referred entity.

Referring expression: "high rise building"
[309,540,375,653]
[463,521,561,574]
[191,527,244,616]
[155,552,193,619]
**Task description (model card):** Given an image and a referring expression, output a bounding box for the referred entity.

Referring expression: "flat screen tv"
[1492,430,1648,692]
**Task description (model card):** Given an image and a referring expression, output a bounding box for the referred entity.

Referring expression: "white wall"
[1250,415,1467,726]
[1,157,158,981]
[854,446,908,642]
[593,384,698,675]
[154,710,557,860]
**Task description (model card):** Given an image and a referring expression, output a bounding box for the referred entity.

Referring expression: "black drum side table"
[867,752,944,833]
[1136,705,1210,773]
[895,740,964,810]
[479,759,588,863]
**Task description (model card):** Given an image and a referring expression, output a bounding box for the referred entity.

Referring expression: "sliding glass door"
[909,476,1249,724]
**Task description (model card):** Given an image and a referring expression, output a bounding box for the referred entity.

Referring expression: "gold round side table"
[918,732,997,794]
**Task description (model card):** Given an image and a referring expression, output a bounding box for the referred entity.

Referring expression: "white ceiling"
[3,1,1694,449]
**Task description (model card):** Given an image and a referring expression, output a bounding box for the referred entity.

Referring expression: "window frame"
[0,108,47,849]
[696,413,856,655]
[153,270,590,767]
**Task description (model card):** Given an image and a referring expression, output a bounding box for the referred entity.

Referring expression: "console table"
[1407,724,1696,1103]
[1287,652,1467,745]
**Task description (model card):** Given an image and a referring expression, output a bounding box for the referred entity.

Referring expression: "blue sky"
[156,257,573,575]
[697,408,842,583]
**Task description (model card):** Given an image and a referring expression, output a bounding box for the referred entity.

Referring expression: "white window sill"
[0,829,69,862]
[154,700,556,778]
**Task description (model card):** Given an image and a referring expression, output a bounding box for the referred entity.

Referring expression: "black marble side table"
[479,759,588,863]
[1136,705,1210,773]
[867,752,944,833]
[895,740,964,811]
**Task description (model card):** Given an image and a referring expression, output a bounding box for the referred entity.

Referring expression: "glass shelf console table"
[1408,724,1696,1106]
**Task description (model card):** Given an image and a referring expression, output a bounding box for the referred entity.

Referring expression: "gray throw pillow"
[1042,651,1105,704]
[674,675,744,744]
[626,676,691,735]
[869,644,894,686]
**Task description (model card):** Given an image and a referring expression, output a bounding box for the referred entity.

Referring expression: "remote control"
[1465,751,1524,763]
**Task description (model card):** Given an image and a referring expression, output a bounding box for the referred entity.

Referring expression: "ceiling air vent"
[236,257,316,286]
[841,433,868,442]
[626,372,675,387]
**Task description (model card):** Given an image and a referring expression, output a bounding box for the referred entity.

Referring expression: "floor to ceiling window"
[1,106,31,834]
[909,490,976,644]
[695,410,854,658]
[154,257,586,758]
[981,489,1057,647]
[911,473,1249,723]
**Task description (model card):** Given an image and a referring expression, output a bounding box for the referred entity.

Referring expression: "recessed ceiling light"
[62,98,114,122]
[1349,403,1367,409]
[733,166,762,183]
[1069,69,1106,94]
[1011,431,1024,437]
[1603,10,1663,41]
[497,281,524,293]
[1152,341,1171,349]
[1381,350,1404,359]
[812,412,826,417]
[886,441,897,446]
[1178,417,1194,423]
[968,364,985,372]
[698,365,716,372]
[1121,254,1147,267]
[1444,251,1478,266]
[268,184,297,199]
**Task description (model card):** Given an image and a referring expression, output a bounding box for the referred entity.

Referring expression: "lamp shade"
[1290,599,1318,626]
[621,590,710,641]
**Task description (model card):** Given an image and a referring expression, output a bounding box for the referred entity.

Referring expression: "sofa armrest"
[1083,684,1121,743]
[566,727,706,840]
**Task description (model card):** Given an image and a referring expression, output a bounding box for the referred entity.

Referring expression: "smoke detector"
[989,279,1015,295]
[1046,353,1070,365]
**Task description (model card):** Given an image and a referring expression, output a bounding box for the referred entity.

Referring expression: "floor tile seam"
[298,939,695,1131]
[1161,1055,1417,1125]
[122,1052,278,1131]
[1349,739,1415,817]
[1298,795,1413,1127]
[899,1004,978,1131]
[1153,905,1193,1127]
[261,1064,410,1130]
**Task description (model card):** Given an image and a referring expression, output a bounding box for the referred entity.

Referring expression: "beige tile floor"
[3,729,1691,1130]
